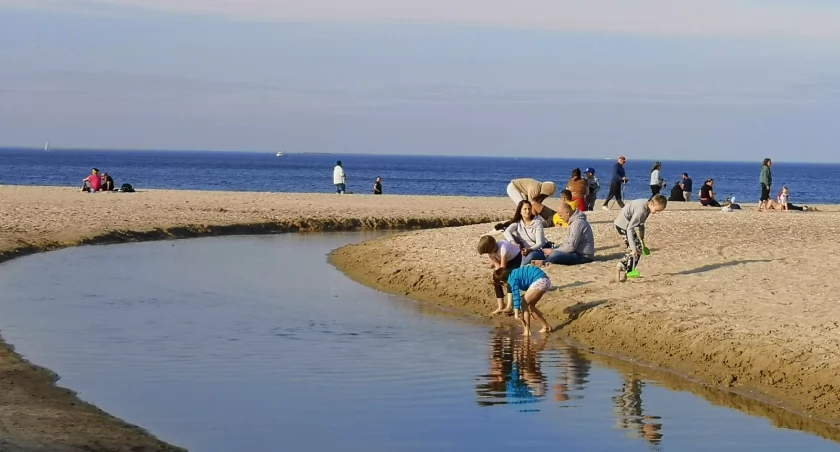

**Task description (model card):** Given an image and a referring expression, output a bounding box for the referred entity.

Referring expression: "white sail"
[44,141,50,151]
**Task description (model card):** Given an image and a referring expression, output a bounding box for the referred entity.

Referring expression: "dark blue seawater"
[2,148,838,204]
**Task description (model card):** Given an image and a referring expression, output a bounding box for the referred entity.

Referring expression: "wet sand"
[331,203,840,426]
[1,185,840,447]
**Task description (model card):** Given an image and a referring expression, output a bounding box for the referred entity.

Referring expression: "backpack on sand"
[120,183,135,193]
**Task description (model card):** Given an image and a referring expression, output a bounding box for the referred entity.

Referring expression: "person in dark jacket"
[602,156,628,210]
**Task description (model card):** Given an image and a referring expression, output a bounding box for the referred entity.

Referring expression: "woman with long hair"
[649,162,665,197]
[503,200,547,265]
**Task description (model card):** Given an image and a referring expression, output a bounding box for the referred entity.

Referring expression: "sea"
[2,148,838,204]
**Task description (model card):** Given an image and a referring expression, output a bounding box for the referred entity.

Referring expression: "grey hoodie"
[558,210,595,257]
[614,199,650,250]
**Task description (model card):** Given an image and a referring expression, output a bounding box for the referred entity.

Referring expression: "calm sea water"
[0,234,838,451]
[2,148,839,204]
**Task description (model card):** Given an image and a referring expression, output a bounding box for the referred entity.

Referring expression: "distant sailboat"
[276,151,285,157]
[44,141,50,152]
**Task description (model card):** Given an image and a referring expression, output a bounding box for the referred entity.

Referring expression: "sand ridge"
[330,203,840,426]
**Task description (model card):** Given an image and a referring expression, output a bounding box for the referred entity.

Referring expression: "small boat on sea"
[276,152,285,157]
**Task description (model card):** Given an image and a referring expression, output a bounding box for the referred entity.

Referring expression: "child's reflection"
[476,329,548,408]
[612,373,663,446]
[552,346,592,403]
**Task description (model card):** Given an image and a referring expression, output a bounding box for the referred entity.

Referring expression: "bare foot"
[540,326,553,333]
[531,260,544,266]
[490,308,504,316]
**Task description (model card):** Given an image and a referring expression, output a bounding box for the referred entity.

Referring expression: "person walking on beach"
[649,162,665,197]
[566,168,589,212]
[506,178,556,205]
[680,173,693,202]
[333,161,346,194]
[759,158,773,211]
[478,235,522,316]
[602,156,628,210]
[493,266,553,336]
[373,176,383,195]
[613,195,667,282]
[584,168,600,211]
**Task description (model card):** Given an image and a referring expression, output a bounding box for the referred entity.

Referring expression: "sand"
[1,185,839,448]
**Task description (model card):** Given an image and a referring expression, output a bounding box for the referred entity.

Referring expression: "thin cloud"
[5,0,840,40]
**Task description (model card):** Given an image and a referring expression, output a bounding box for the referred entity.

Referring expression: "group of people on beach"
[80,168,117,192]
[333,161,383,195]
[479,158,669,336]
[477,155,818,336]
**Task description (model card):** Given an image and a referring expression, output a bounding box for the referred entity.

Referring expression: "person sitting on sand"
[101,172,115,192]
[614,195,667,282]
[493,266,553,336]
[492,193,558,233]
[506,178,556,205]
[668,181,685,202]
[532,201,595,267]
[81,168,102,193]
[478,235,523,316]
[775,187,817,211]
[566,168,589,212]
[549,190,577,228]
[699,179,721,207]
[504,201,547,265]
[584,168,600,211]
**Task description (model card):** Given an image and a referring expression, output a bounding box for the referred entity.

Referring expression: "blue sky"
[1,1,840,161]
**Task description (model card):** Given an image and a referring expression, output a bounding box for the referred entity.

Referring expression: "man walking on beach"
[680,173,693,202]
[333,161,346,194]
[602,156,628,210]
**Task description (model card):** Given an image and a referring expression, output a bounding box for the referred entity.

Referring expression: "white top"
[779,193,788,204]
[650,170,664,187]
[497,240,520,262]
[333,165,346,184]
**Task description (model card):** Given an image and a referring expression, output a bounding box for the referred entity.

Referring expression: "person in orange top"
[566,168,589,212]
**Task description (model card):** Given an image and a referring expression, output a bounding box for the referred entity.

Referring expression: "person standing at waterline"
[333,161,346,194]
[602,156,628,210]
[649,162,665,197]
[506,178,556,205]
[759,158,773,211]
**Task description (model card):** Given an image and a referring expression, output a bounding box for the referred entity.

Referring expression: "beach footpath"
[1,185,839,448]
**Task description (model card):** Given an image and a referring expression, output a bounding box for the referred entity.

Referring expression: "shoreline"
[329,210,840,428]
[1,185,839,447]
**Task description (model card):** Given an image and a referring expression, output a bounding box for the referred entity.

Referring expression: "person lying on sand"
[776,186,818,212]
[530,202,595,267]
[478,235,522,316]
[494,266,553,336]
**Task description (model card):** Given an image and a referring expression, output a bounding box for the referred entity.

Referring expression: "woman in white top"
[503,200,547,266]
[649,162,665,197]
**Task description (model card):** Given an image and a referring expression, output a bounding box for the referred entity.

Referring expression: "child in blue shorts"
[494,266,553,336]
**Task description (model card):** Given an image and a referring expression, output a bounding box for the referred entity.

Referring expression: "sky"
[1,1,840,162]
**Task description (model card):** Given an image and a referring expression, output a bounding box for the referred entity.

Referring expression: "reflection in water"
[477,329,663,447]
[613,374,664,447]
[476,329,548,410]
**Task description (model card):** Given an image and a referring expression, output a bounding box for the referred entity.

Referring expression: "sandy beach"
[1,185,840,448]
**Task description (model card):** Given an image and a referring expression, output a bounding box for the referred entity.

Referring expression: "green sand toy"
[627,269,641,279]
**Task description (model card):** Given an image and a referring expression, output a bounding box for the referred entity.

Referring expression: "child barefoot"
[493,266,553,336]
[478,235,522,315]
[613,194,667,282]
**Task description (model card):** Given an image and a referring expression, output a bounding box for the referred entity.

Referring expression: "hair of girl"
[651,162,661,173]
[477,235,499,255]
[763,158,772,166]
[571,168,582,178]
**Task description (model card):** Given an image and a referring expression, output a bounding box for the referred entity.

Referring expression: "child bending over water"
[478,235,522,315]
[494,266,553,336]
[613,195,667,282]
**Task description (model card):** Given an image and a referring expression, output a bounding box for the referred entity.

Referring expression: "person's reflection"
[612,372,663,446]
[476,328,548,408]
[552,346,592,403]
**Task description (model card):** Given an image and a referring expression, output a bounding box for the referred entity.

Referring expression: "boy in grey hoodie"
[613,195,667,282]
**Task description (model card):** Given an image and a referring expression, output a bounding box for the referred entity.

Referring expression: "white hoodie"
[333,165,346,185]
